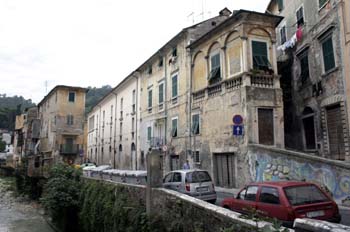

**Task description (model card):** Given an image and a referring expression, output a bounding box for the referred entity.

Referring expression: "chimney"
[219,7,232,17]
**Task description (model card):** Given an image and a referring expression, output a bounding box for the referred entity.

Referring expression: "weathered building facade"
[87,75,139,170]
[188,10,284,187]
[38,85,86,165]
[267,0,350,161]
[138,8,232,172]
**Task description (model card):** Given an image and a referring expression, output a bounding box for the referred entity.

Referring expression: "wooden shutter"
[258,108,274,145]
[326,105,345,160]
[322,37,335,72]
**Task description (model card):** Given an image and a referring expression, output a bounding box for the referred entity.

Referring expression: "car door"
[163,172,173,189]
[171,172,183,192]
[231,185,259,214]
[256,186,288,221]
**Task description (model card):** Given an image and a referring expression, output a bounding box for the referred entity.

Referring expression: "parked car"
[75,162,96,169]
[163,169,216,203]
[221,181,341,228]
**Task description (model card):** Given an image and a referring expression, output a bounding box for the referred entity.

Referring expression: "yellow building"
[38,85,87,165]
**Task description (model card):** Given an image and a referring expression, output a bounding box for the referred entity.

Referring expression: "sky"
[0,0,270,104]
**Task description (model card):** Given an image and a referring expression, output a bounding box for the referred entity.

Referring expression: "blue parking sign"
[233,125,244,136]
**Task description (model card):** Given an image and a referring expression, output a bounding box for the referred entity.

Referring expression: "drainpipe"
[164,51,169,171]
[134,72,139,170]
[112,92,118,169]
[97,104,102,165]
[188,47,193,163]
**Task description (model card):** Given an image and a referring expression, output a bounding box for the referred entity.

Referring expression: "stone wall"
[247,144,350,206]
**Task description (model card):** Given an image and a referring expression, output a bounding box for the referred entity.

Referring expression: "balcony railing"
[59,144,80,155]
[192,72,278,104]
[149,137,165,148]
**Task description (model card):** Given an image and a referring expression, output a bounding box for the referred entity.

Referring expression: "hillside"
[85,85,113,114]
[0,94,35,131]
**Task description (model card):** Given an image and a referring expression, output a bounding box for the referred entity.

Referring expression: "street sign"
[233,125,244,136]
[232,114,243,125]
[162,145,168,152]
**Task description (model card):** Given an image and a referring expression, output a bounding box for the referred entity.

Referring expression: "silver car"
[163,169,216,203]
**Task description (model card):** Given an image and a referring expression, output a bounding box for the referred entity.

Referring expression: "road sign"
[162,145,168,152]
[233,125,244,136]
[233,115,243,125]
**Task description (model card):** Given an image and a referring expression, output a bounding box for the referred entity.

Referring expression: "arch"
[247,27,272,39]
[192,51,207,91]
[302,107,314,115]
[119,144,123,152]
[224,30,240,46]
[320,95,345,107]
[131,142,136,151]
[206,41,221,57]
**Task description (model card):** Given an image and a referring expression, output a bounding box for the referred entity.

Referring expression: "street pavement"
[215,188,350,227]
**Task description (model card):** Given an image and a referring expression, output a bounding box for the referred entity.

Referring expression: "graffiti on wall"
[248,151,350,205]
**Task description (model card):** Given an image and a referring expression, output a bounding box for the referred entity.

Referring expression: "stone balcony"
[192,72,280,107]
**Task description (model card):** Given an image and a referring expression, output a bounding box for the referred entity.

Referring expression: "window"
[159,83,164,105]
[321,36,335,72]
[68,92,75,102]
[158,57,163,67]
[171,118,178,138]
[193,151,200,163]
[120,122,123,141]
[284,185,328,206]
[148,66,152,75]
[298,49,309,84]
[120,98,123,119]
[319,0,329,9]
[208,53,221,82]
[252,41,270,70]
[192,114,200,135]
[67,114,74,125]
[259,187,280,204]
[296,6,304,27]
[148,89,153,111]
[173,172,182,182]
[245,186,259,201]
[132,117,135,132]
[164,173,172,183]
[280,26,286,44]
[119,144,123,152]
[172,47,177,57]
[132,90,136,113]
[172,75,178,101]
[277,0,284,11]
[147,126,152,141]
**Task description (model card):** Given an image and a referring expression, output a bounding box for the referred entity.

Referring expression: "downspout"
[164,52,168,170]
[188,46,193,162]
[97,104,102,165]
[112,92,118,169]
[134,72,139,170]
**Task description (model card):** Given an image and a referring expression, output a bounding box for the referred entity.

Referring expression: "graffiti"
[248,151,350,204]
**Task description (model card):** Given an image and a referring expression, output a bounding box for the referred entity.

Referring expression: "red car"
[222,181,341,227]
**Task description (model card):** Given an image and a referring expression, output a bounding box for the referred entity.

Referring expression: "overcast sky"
[0,0,269,103]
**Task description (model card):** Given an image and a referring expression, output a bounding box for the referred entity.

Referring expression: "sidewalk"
[215,186,240,196]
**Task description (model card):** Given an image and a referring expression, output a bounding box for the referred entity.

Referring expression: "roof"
[249,181,317,188]
[37,85,88,107]
[187,9,283,50]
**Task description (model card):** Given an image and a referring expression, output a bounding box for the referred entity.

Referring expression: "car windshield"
[186,171,211,183]
[284,185,329,206]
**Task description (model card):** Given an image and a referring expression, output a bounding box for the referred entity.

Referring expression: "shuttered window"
[298,49,309,84]
[172,75,178,98]
[148,89,152,108]
[319,0,328,9]
[172,118,178,137]
[322,36,335,72]
[296,6,304,27]
[280,26,286,44]
[277,0,284,11]
[158,83,164,104]
[192,114,200,135]
[147,126,152,141]
[208,53,221,81]
[252,41,270,70]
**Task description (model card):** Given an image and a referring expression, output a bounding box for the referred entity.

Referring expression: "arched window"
[131,143,136,151]
[119,144,123,152]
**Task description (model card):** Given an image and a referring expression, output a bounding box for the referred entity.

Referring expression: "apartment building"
[188,10,284,187]
[38,85,86,165]
[267,0,350,161]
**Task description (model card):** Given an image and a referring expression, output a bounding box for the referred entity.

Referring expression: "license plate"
[306,210,325,218]
[197,187,208,192]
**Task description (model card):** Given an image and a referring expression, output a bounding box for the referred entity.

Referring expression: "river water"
[0,177,54,232]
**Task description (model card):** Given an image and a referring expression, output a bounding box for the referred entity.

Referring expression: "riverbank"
[0,176,53,232]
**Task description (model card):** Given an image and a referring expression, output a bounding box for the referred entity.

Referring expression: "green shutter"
[322,37,335,72]
[192,114,199,134]
[147,127,152,141]
[148,90,152,108]
[172,119,178,137]
[172,75,178,98]
[319,0,328,8]
[277,0,283,11]
[158,83,164,104]
[252,41,269,70]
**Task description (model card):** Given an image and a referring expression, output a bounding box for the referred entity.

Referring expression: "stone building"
[188,10,284,187]
[138,8,232,172]
[37,85,86,165]
[87,74,139,169]
[267,0,350,161]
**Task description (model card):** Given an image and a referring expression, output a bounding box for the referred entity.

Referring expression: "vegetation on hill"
[85,85,112,114]
[0,94,35,131]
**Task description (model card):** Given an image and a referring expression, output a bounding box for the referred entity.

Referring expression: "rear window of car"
[186,171,211,183]
[284,185,329,206]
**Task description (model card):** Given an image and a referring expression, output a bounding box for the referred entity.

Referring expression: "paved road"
[216,191,350,227]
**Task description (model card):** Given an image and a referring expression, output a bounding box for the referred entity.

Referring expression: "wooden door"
[213,153,236,188]
[258,109,274,145]
[326,105,345,160]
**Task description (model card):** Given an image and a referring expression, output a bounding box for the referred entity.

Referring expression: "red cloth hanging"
[296,26,303,42]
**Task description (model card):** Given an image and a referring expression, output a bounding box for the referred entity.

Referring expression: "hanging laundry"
[277,27,302,52]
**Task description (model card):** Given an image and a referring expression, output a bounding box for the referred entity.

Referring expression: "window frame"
[147,126,152,141]
[171,74,178,104]
[171,117,178,138]
[158,81,165,110]
[297,48,310,85]
[251,39,271,70]
[259,186,281,205]
[320,34,336,73]
[208,51,221,82]
[296,5,305,27]
[68,92,76,103]
[319,0,329,10]
[280,23,287,45]
[277,0,284,11]
[148,88,153,111]
[192,113,200,135]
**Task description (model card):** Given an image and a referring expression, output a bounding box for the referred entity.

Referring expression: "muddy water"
[0,177,54,232]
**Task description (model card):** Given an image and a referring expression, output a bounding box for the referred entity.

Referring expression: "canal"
[0,176,54,232]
